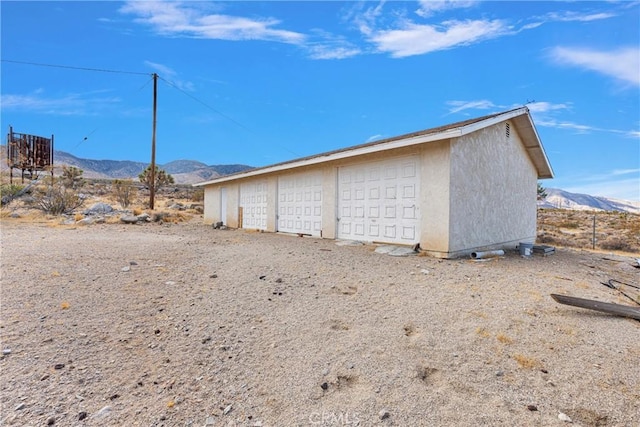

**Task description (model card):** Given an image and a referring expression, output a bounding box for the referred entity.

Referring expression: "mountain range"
[538,188,639,214]
[1,147,638,213]
[0,146,253,185]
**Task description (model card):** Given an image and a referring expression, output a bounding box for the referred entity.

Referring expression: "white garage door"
[240,180,267,230]
[277,171,322,236]
[338,156,420,244]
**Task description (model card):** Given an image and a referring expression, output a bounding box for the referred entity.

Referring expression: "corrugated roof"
[194,107,553,186]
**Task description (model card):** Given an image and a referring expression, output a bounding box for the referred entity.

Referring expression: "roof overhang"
[194,107,553,186]
[511,111,554,179]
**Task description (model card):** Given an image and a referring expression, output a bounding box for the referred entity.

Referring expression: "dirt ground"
[1,218,639,427]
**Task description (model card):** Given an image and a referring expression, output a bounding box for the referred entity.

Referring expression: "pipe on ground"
[470,250,505,259]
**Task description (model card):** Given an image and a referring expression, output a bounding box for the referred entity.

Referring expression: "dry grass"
[475,327,491,338]
[513,353,541,369]
[538,209,640,254]
[0,175,201,227]
[496,333,513,344]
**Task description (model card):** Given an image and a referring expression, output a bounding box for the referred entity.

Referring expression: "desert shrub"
[0,183,27,206]
[558,221,580,229]
[0,184,24,201]
[536,233,576,248]
[536,234,556,244]
[599,237,634,253]
[112,179,136,208]
[192,188,204,202]
[35,181,84,215]
[61,166,84,189]
[0,183,24,198]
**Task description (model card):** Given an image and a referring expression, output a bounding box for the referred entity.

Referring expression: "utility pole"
[150,73,158,209]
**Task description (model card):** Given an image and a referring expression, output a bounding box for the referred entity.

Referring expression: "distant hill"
[53,150,148,179]
[2,146,638,213]
[0,145,253,185]
[538,188,640,214]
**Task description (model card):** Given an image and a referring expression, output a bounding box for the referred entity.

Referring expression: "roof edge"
[194,107,536,187]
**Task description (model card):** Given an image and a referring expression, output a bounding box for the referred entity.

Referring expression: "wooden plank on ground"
[551,294,640,320]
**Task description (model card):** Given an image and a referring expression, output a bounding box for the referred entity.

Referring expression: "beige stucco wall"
[418,140,452,257]
[224,184,240,228]
[448,121,538,256]
[204,183,241,227]
[266,176,278,231]
[201,124,539,258]
[203,186,220,224]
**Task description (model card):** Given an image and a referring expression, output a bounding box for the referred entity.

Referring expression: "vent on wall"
[505,123,511,139]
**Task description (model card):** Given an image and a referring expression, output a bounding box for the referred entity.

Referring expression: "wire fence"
[537,208,640,254]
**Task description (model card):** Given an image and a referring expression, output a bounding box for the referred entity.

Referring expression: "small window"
[505,123,511,139]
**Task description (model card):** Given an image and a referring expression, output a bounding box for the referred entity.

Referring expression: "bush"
[192,188,204,202]
[558,221,580,229]
[61,166,84,189]
[35,181,84,215]
[599,237,634,253]
[112,179,136,208]
[0,183,24,198]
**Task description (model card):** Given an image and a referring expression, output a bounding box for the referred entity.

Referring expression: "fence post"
[592,214,596,250]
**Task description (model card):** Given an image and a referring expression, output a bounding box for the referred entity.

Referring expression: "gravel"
[1,219,638,426]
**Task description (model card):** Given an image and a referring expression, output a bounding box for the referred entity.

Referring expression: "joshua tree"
[537,182,548,200]
[138,165,174,190]
[61,166,84,189]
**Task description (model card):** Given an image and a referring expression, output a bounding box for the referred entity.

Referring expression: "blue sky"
[1,1,639,201]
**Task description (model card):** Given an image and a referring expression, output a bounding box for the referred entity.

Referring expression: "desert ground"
[1,208,639,426]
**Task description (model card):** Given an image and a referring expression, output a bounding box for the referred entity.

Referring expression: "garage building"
[194,107,553,258]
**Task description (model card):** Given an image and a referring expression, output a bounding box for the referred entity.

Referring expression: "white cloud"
[307,44,362,60]
[535,117,640,138]
[369,19,509,57]
[535,118,599,133]
[611,168,640,176]
[306,30,362,60]
[521,22,544,31]
[416,0,478,18]
[144,61,175,77]
[120,1,305,44]
[446,100,499,114]
[526,102,571,113]
[144,61,194,91]
[550,46,640,87]
[1,91,121,116]
[350,1,386,37]
[365,134,384,143]
[362,3,619,59]
[444,100,639,139]
[545,11,616,23]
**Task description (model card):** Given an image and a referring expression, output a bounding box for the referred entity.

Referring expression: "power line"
[158,76,304,158]
[157,75,252,133]
[1,59,149,76]
[158,76,307,158]
[69,75,156,154]
[4,59,303,158]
